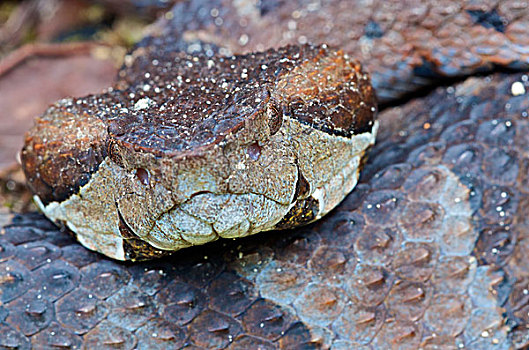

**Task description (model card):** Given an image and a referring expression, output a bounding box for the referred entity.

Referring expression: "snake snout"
[21,103,109,206]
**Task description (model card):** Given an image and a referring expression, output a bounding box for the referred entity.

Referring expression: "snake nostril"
[246,142,262,161]
[135,168,150,185]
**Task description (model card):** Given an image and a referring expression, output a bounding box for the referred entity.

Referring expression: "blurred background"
[0,0,177,215]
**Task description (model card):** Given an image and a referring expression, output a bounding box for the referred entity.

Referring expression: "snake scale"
[2,0,529,348]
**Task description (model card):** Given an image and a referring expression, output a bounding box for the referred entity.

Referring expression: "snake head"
[21,44,377,261]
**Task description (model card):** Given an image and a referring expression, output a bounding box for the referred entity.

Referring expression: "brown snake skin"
[3,0,529,348]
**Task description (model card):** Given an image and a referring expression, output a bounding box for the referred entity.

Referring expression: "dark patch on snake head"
[292,167,310,202]
[117,207,171,261]
[275,196,319,230]
[358,146,372,175]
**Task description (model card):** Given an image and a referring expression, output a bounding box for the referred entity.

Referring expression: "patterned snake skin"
[2,0,529,348]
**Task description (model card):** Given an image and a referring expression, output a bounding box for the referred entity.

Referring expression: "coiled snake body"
[2,1,529,348]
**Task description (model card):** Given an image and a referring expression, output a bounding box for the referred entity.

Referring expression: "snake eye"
[267,104,283,135]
